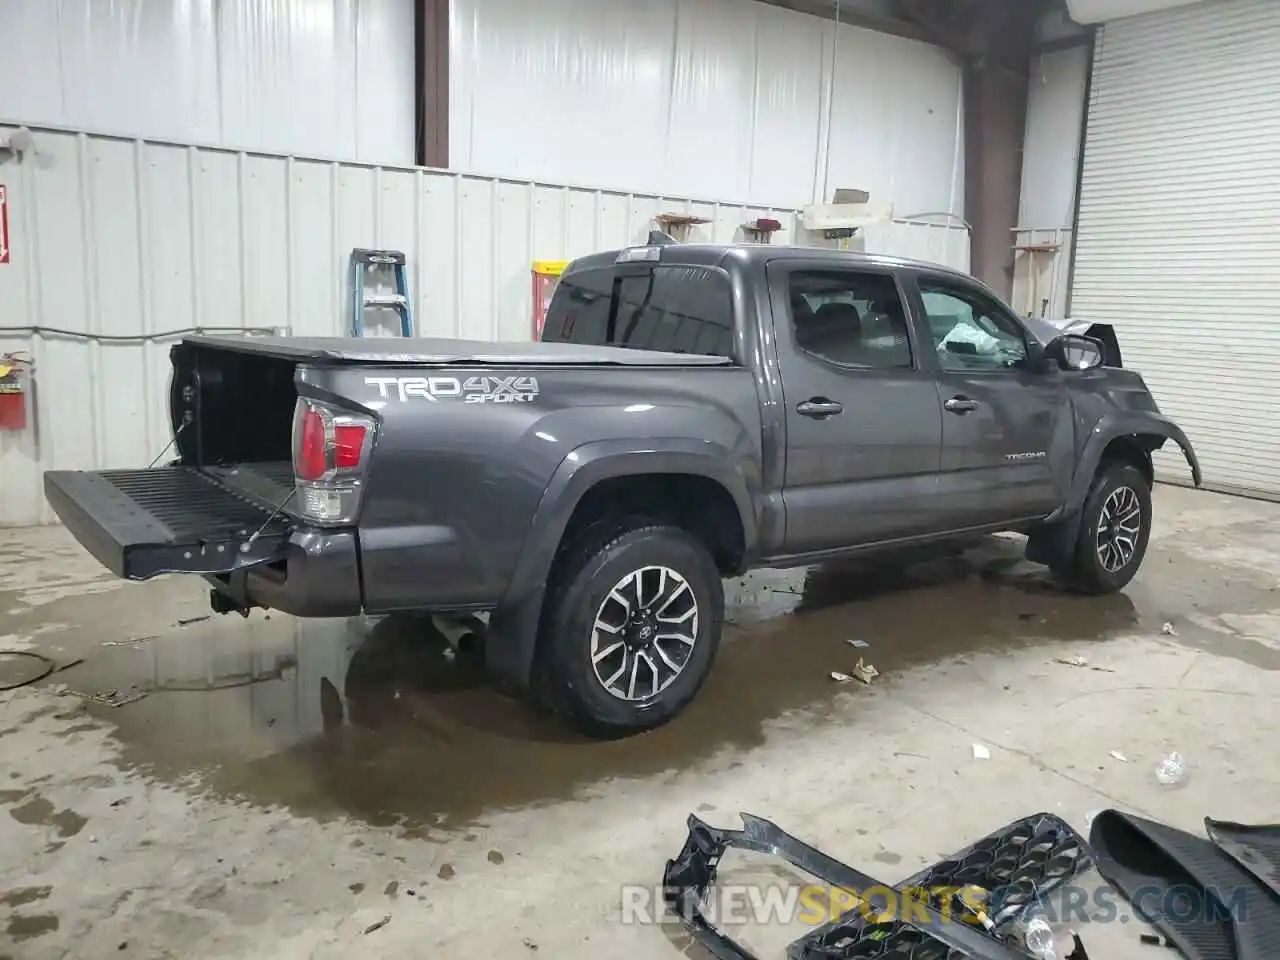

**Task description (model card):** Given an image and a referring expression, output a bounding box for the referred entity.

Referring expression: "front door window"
[918,284,1029,372]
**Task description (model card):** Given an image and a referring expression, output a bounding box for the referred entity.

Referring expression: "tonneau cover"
[183,335,736,367]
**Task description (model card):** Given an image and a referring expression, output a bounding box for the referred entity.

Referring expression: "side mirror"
[1044,334,1104,372]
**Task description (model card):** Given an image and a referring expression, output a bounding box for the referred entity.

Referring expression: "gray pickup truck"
[44,243,1200,737]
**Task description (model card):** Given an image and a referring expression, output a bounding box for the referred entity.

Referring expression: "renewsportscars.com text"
[621,882,1252,928]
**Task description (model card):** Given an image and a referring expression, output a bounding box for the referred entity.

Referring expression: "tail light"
[291,398,375,525]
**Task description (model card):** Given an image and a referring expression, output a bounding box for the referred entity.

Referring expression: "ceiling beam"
[751,0,1054,64]
[749,0,966,48]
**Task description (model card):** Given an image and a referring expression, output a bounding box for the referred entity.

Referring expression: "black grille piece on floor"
[792,814,1090,960]
[44,466,292,580]
[661,812,1081,960]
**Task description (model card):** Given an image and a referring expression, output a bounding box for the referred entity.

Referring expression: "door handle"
[944,395,979,414]
[797,398,845,419]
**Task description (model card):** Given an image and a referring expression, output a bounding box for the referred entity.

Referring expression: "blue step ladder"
[350,248,413,337]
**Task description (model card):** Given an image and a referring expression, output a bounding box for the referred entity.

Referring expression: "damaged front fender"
[1069,413,1202,515]
[1164,422,1203,488]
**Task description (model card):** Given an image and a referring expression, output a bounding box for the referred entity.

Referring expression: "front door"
[909,274,1065,527]
[770,263,944,555]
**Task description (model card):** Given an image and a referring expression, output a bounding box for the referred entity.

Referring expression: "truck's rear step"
[44,467,292,581]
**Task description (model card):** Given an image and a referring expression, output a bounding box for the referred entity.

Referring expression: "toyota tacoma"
[43,243,1201,737]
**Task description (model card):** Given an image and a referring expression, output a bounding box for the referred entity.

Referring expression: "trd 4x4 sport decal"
[365,375,540,404]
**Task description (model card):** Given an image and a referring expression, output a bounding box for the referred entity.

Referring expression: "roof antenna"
[647,229,678,246]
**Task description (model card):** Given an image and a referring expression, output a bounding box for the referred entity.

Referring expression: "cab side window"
[541,268,613,344]
[541,265,735,359]
[613,266,735,358]
[787,270,913,370]
[918,282,1029,372]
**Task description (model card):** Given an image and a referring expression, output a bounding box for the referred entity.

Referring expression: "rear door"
[906,272,1065,526]
[769,261,944,554]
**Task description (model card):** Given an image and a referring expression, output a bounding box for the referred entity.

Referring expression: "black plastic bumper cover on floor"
[1205,819,1280,901]
[1089,809,1280,960]
[44,467,292,581]
[662,812,1092,960]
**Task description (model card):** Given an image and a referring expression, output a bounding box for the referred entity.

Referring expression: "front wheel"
[1061,461,1152,594]
[534,523,724,739]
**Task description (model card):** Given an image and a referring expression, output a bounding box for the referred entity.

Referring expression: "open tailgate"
[44,467,292,581]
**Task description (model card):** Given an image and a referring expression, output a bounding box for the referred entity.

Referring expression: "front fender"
[485,439,759,688]
[1027,413,1201,571]
[1069,412,1202,513]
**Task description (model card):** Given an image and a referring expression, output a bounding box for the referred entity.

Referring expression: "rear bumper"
[42,465,485,622]
[206,528,364,618]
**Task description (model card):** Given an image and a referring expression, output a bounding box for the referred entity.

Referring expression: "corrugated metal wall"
[3,0,963,217]
[0,0,415,164]
[0,124,969,529]
[0,125,802,527]
[451,0,966,213]
[854,219,971,277]
[1072,0,1280,498]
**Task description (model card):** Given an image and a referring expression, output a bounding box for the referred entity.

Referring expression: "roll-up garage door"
[1071,0,1280,498]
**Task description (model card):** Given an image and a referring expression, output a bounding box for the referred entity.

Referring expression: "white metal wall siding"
[1072,0,1280,497]
[0,0,415,164]
[854,220,971,275]
[451,0,965,214]
[0,126,800,527]
[1021,47,1090,231]
[1013,46,1089,323]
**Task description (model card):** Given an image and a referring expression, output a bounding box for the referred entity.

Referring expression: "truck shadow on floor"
[77,535,1149,833]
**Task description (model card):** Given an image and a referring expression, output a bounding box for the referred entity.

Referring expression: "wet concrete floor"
[2,484,1280,958]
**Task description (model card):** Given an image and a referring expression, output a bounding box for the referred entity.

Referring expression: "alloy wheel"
[1095,485,1142,573]
[590,565,700,701]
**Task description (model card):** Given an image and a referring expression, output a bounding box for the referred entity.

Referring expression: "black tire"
[533,522,724,739]
[1062,461,1152,595]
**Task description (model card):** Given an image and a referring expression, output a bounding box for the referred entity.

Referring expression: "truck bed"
[184,335,737,366]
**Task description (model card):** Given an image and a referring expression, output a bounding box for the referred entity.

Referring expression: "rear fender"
[485,439,758,688]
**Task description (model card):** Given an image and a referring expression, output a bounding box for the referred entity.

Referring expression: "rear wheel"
[1061,461,1152,594]
[534,522,724,739]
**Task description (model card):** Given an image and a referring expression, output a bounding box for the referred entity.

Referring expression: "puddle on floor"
[6,533,1276,834]
[5,913,60,942]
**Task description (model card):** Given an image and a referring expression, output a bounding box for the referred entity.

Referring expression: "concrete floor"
[1,484,1279,959]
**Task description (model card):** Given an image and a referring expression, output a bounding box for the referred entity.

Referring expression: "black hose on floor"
[0,650,56,691]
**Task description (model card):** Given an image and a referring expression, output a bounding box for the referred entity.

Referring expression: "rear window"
[542,264,735,359]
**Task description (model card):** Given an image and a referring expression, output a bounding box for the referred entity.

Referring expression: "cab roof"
[565,242,977,286]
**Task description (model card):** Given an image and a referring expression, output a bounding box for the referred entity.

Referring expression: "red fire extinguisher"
[0,353,32,432]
